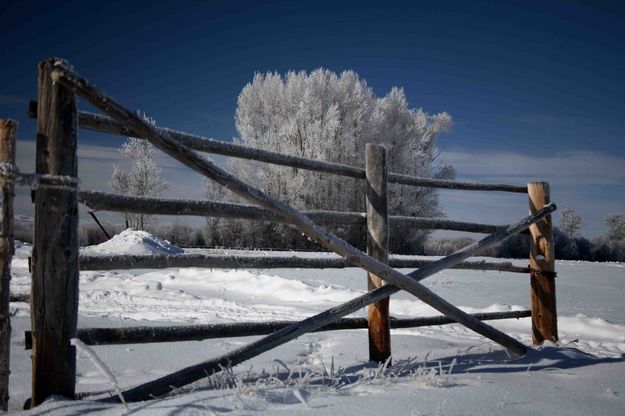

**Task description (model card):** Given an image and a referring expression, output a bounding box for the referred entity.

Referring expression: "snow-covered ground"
[6,230,625,415]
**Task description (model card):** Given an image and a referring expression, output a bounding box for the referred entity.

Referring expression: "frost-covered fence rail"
[78,252,530,273]
[12,58,558,406]
[24,310,531,348]
[78,191,508,234]
[30,107,526,193]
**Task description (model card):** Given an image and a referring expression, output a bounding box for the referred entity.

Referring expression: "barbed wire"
[0,162,80,192]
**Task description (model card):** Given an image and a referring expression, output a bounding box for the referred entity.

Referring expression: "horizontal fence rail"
[28,107,527,193]
[24,310,531,349]
[79,190,508,233]
[78,253,530,273]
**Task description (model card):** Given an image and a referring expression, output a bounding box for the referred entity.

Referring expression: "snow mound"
[81,229,184,256]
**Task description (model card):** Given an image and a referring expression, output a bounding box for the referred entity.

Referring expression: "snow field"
[6,230,625,414]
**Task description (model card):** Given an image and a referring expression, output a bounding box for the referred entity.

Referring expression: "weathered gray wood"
[79,190,506,233]
[389,216,506,233]
[78,253,530,273]
[79,253,350,270]
[52,63,554,400]
[388,172,527,193]
[79,190,365,225]
[24,311,531,349]
[31,59,79,406]
[0,169,78,191]
[65,110,527,193]
[77,111,365,178]
[0,119,17,411]
[390,258,529,273]
[528,182,557,344]
[365,144,391,362]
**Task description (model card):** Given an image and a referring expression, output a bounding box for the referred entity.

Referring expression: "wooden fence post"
[0,119,17,411]
[528,182,557,344]
[31,58,79,406]
[365,143,391,363]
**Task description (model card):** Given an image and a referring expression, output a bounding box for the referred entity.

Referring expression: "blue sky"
[1,0,624,237]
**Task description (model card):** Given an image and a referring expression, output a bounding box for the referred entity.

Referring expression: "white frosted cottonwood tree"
[111,115,168,230]
[229,69,453,251]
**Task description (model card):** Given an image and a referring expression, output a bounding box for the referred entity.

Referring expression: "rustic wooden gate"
[0,57,557,408]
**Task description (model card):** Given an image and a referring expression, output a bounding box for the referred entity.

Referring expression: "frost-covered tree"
[232,69,453,251]
[110,115,167,230]
[559,207,583,238]
[605,213,625,241]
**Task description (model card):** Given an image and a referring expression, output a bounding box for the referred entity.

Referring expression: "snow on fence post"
[365,144,391,363]
[0,119,17,411]
[528,182,558,344]
[30,58,79,407]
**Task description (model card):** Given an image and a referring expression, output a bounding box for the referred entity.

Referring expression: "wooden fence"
[0,57,557,409]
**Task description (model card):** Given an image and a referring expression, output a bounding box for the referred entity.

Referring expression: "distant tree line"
[13,208,625,263]
[424,210,625,262]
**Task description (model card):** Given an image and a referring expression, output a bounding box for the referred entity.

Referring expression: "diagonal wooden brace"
[104,203,552,403]
[51,62,555,401]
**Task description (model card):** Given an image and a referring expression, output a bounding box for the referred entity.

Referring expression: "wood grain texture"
[24,311,532,349]
[78,253,531,273]
[31,59,79,406]
[78,190,507,233]
[365,144,391,362]
[528,182,558,344]
[0,119,17,411]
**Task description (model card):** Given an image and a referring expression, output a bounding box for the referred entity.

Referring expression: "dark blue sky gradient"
[1,0,624,235]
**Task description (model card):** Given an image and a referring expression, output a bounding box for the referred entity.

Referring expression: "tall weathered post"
[365,143,391,362]
[0,119,17,411]
[527,182,557,344]
[31,59,79,406]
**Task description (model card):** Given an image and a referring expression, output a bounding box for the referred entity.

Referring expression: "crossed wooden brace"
[50,62,555,402]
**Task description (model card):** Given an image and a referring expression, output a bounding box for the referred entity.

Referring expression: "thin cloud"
[438,148,625,236]
[441,150,625,186]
